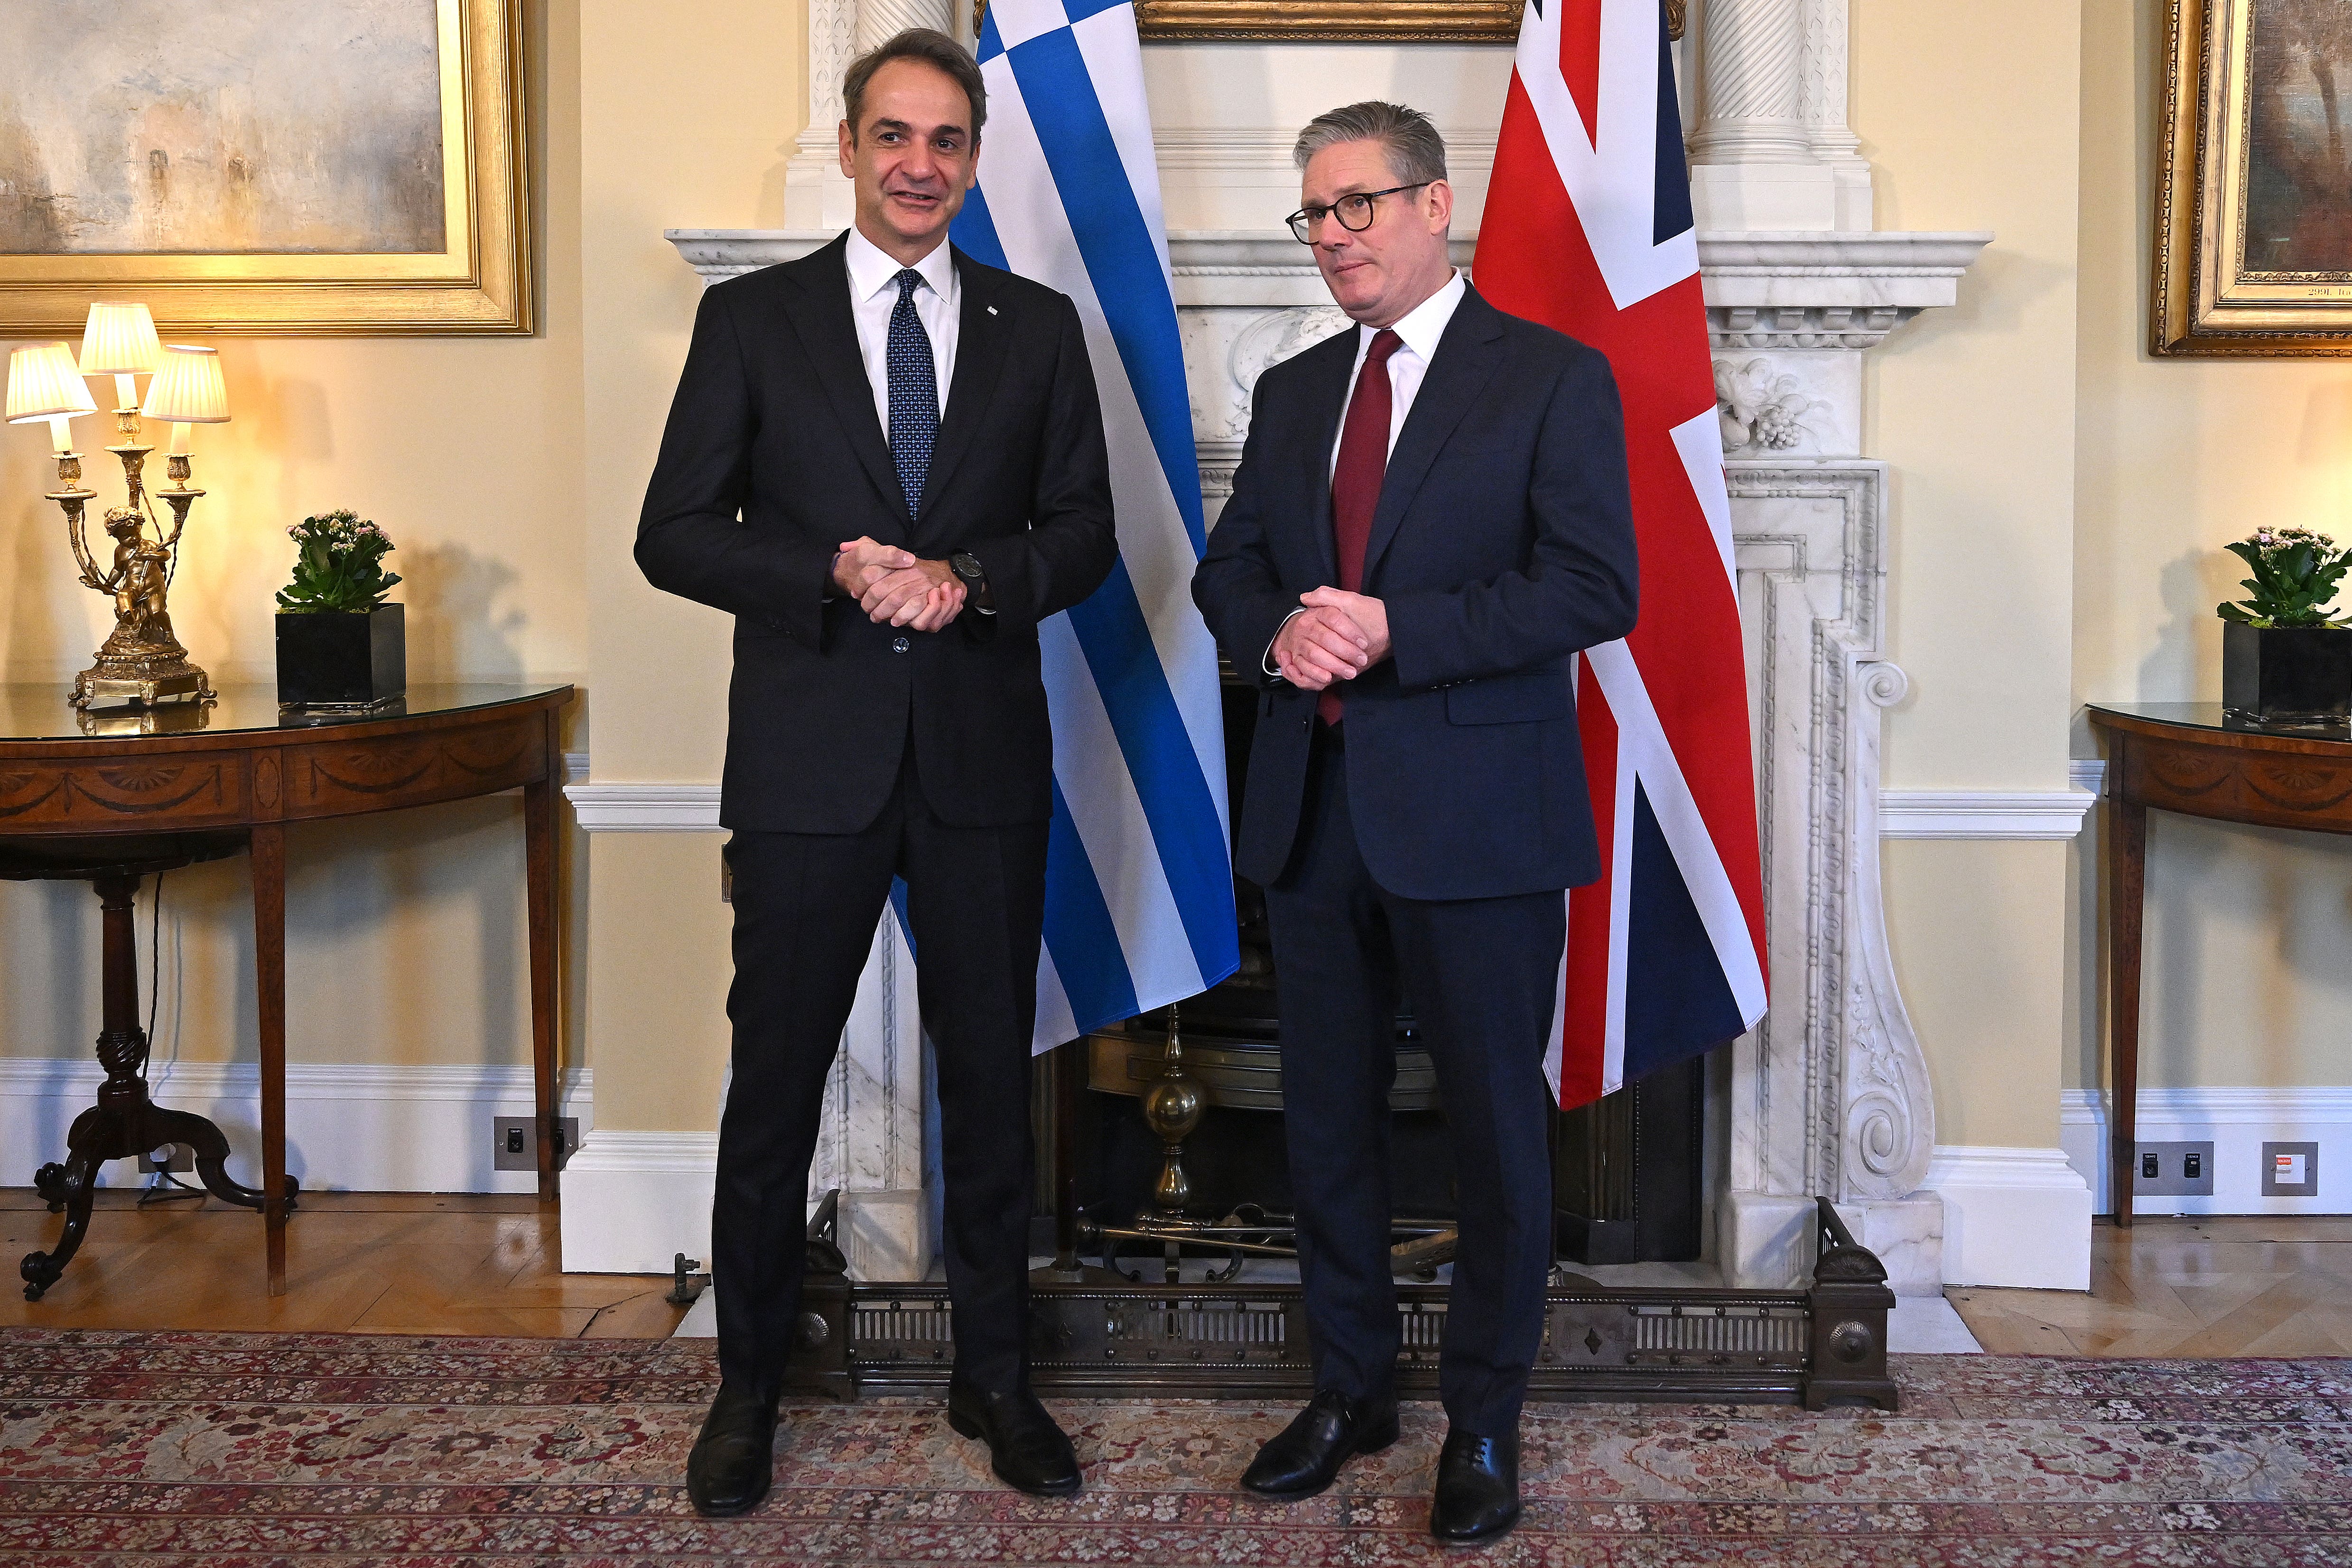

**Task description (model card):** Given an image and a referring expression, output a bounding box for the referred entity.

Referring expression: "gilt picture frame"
[1133,0,1523,43]
[1126,0,1680,44]
[0,0,531,336]
[2154,0,2352,356]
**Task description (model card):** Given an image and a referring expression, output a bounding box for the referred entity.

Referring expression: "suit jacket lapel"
[1296,326,1359,588]
[778,233,904,533]
[918,251,1012,520]
[1361,286,1507,587]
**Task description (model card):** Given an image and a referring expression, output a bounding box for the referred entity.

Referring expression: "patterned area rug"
[0,1329,2347,1566]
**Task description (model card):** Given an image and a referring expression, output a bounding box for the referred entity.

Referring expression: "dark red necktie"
[1320,328,1403,726]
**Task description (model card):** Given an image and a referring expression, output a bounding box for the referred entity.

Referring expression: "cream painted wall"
[1885,839,2073,1149]
[1841,0,2086,1150]
[2069,0,2352,1095]
[575,0,804,1132]
[0,4,587,1084]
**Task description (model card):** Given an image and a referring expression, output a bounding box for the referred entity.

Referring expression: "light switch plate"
[2133,1141,2216,1197]
[494,1116,579,1172]
[2261,1141,2319,1198]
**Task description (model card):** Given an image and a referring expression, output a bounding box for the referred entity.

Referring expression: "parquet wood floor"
[9,1194,2343,1354]
[0,1189,688,1338]
[1950,1215,2352,1357]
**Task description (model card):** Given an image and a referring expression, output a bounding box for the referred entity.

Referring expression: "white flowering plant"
[2216,527,2352,628]
[276,510,401,614]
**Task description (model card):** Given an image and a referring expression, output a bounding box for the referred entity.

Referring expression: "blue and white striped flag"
[951,0,1239,1050]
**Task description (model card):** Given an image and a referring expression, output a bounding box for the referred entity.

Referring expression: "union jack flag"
[1474,0,1769,1107]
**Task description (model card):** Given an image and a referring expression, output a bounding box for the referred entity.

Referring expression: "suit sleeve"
[1385,348,1640,691]
[1191,377,1304,690]
[634,284,838,646]
[958,294,1118,640]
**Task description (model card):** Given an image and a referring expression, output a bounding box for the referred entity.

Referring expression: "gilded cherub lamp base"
[53,455,218,711]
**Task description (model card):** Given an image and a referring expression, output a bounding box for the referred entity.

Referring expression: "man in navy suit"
[639,29,1115,1516]
[1192,101,1638,1545]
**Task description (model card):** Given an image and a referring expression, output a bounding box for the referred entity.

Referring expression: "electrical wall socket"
[137,1143,193,1174]
[2133,1140,2216,1197]
[2262,1141,2320,1198]
[493,1116,579,1172]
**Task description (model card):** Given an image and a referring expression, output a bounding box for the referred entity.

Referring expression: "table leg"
[2107,796,2147,1230]
[524,721,561,1202]
[251,823,290,1294]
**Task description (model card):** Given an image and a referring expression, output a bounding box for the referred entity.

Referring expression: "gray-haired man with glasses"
[1192,101,1638,1546]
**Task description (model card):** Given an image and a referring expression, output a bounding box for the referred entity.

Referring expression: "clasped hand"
[1273,586,1391,691]
[833,538,964,631]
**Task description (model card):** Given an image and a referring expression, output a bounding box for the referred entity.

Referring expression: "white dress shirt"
[1328,269,1467,474]
[845,225,960,436]
[1268,269,1469,675]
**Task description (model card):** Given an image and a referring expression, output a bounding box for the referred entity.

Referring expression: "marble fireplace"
[661,0,1989,1298]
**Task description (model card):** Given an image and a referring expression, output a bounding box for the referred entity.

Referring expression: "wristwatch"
[949,551,995,614]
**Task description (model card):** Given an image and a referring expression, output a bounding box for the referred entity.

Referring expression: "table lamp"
[3,311,222,709]
[5,342,98,466]
[78,302,164,443]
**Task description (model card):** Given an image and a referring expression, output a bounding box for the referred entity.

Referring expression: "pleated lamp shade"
[77,303,163,377]
[140,346,230,425]
[5,343,98,423]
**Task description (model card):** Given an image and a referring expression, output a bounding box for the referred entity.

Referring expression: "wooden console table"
[2086,701,2352,1227]
[0,683,572,1294]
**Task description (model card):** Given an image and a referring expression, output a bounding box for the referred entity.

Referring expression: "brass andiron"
[1141,1003,1205,1217]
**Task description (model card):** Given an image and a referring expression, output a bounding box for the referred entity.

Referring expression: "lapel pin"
[987,305,998,316]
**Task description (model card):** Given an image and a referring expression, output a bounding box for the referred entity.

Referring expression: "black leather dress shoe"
[946,1384,1083,1496]
[1430,1428,1521,1545]
[1239,1389,1401,1498]
[686,1382,778,1518]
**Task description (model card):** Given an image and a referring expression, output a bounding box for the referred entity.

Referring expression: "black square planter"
[2222,621,2352,724]
[275,604,406,707]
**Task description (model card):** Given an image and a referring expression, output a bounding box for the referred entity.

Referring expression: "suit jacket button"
[892,636,911,654]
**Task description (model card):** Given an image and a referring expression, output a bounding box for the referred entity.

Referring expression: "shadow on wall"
[397,542,526,683]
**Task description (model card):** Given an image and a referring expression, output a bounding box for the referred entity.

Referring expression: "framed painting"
[1129,0,1679,44]
[2155,0,2352,356]
[0,0,531,336]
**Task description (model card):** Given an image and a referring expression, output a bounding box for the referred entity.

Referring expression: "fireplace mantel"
[661,223,1988,1295]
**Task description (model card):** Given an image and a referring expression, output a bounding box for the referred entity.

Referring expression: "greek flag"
[951,0,1240,1050]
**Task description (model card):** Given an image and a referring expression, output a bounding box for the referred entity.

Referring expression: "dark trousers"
[713,744,1048,1404]
[1263,724,1565,1435]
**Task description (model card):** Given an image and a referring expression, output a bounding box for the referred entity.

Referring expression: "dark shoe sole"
[1238,1416,1402,1500]
[947,1408,1083,1497]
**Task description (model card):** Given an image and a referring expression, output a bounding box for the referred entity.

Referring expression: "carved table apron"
[2086,701,2352,1227]
[0,684,572,1294]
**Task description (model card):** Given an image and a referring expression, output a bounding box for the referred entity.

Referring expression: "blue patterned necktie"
[885,268,939,518]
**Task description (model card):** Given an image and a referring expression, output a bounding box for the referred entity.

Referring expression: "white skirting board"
[558,1130,720,1275]
[2061,1087,2352,1217]
[1921,1145,2094,1290]
[0,1058,589,1197]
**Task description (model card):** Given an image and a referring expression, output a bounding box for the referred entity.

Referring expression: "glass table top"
[0,683,570,743]
[2085,700,2352,742]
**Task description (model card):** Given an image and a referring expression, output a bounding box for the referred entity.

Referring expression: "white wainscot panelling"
[1923,1146,2095,1290]
[2062,1088,2352,1218]
[0,1060,590,1197]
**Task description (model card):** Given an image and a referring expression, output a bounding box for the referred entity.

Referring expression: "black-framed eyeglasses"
[1286,183,1433,245]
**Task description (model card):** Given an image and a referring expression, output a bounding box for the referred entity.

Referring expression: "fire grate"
[785,1196,1897,1411]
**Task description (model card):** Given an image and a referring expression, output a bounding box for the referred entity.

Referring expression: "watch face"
[952,553,983,581]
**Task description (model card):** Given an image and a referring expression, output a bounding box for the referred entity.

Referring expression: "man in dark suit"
[637,28,1116,1516]
[1192,101,1638,1545]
